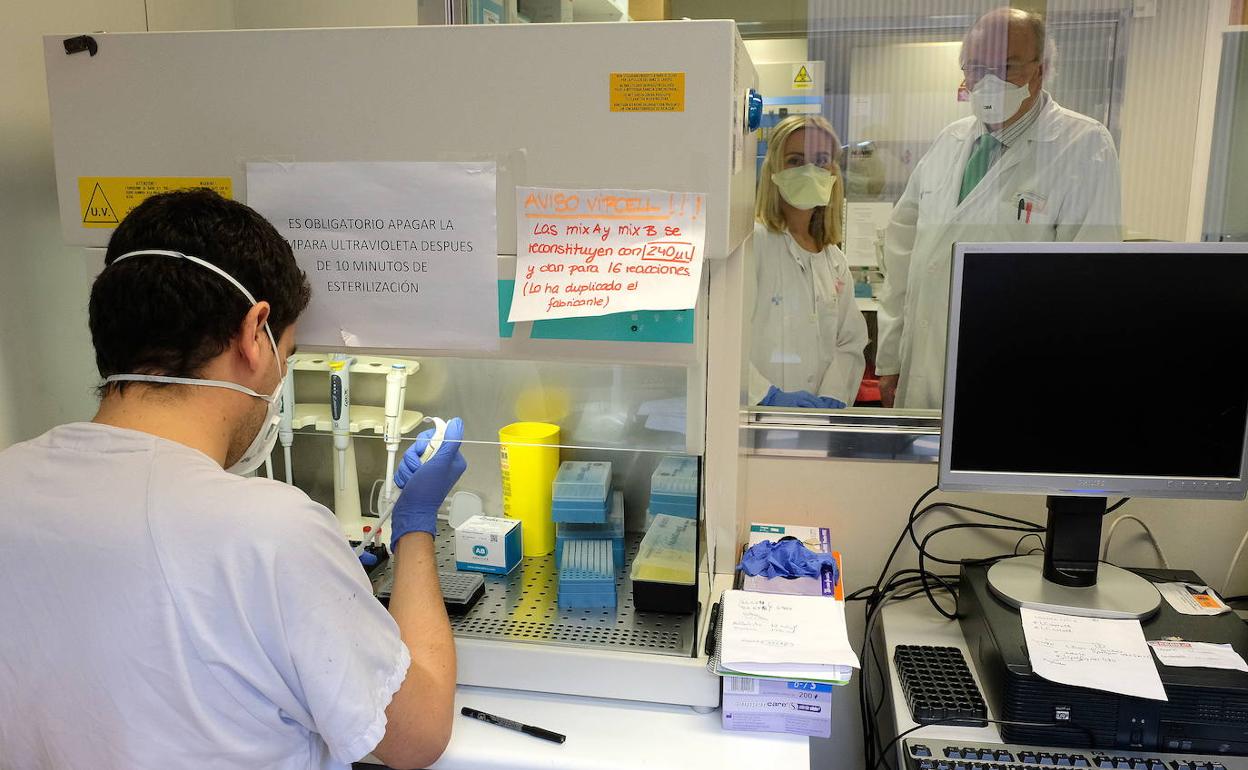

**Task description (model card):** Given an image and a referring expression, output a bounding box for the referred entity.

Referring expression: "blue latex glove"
[390,417,467,548]
[817,396,847,409]
[736,538,838,584]
[759,386,821,408]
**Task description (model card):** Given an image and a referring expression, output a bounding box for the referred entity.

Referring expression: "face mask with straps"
[102,249,288,476]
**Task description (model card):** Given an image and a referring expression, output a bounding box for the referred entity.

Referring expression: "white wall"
[1118,0,1228,240]
[743,36,808,64]
[147,0,235,31]
[231,0,422,29]
[0,2,150,449]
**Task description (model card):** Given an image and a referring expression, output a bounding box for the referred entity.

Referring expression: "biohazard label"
[77,177,233,228]
[792,64,814,90]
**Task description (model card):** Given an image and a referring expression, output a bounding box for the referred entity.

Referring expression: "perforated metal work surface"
[373,530,697,658]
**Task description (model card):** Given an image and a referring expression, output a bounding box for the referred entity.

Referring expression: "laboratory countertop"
[361,683,808,770]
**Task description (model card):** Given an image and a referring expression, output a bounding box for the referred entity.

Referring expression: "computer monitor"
[939,241,1248,619]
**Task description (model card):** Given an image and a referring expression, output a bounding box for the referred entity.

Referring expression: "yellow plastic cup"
[498,422,561,556]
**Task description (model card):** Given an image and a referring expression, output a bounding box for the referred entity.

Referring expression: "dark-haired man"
[0,189,461,769]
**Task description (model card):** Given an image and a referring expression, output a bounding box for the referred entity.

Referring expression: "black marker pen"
[461,706,566,744]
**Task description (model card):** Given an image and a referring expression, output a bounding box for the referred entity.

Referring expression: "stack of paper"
[713,590,860,685]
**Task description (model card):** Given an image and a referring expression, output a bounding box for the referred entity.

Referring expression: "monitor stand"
[987,495,1161,620]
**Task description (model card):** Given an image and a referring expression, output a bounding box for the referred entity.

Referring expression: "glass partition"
[680,0,1241,444]
[143,0,1248,449]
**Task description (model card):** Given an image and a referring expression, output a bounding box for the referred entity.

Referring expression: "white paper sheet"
[509,187,707,322]
[1148,640,1248,672]
[843,201,894,267]
[246,161,499,351]
[1156,582,1232,616]
[719,590,860,681]
[1020,607,1167,701]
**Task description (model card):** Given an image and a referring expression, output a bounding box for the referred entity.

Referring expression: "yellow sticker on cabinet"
[610,72,685,113]
[792,64,814,90]
[78,177,234,228]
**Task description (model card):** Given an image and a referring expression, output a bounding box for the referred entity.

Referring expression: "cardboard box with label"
[454,515,522,574]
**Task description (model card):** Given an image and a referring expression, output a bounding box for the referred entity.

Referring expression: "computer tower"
[959,563,1248,755]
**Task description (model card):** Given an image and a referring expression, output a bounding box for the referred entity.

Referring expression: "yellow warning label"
[610,72,685,113]
[77,177,234,229]
[792,64,814,90]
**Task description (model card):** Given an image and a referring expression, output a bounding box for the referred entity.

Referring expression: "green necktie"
[958,134,1001,204]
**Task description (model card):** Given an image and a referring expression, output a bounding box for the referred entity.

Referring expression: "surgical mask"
[969,74,1030,125]
[771,164,837,210]
[102,249,288,476]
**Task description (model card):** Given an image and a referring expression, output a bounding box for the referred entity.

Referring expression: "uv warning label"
[610,72,685,113]
[77,177,234,228]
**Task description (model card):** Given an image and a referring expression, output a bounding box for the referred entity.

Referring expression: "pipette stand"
[288,353,424,541]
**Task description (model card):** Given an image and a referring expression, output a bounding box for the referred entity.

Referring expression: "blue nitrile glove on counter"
[759,386,821,408]
[390,416,468,548]
[759,387,847,410]
[736,538,838,583]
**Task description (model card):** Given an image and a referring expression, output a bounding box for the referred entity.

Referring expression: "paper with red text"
[509,186,707,322]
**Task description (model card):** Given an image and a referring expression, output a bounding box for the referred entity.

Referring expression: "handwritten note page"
[509,187,707,322]
[719,590,860,680]
[1020,608,1167,701]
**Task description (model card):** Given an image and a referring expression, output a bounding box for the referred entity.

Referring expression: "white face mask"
[969,74,1030,125]
[771,164,837,210]
[102,249,288,476]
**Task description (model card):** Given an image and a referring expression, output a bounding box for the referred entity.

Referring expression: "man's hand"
[389,417,467,549]
[879,375,899,408]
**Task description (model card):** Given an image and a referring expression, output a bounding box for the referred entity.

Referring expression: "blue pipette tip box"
[552,461,612,523]
[557,539,616,609]
[557,490,625,564]
[553,461,612,502]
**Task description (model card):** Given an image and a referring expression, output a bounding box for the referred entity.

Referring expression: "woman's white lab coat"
[748,221,869,405]
[876,96,1122,410]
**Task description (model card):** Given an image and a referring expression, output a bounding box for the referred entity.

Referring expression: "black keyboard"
[895,644,988,727]
[903,739,1242,770]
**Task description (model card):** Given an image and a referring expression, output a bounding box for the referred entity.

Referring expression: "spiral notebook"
[707,590,857,684]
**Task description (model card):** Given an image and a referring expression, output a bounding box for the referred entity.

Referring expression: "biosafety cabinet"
[45,22,758,708]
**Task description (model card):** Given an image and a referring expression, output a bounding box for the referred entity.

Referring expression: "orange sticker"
[610,72,685,113]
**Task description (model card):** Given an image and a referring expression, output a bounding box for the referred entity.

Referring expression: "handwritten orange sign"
[509,186,707,322]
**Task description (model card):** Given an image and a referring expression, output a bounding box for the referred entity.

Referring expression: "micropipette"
[357,415,447,556]
[277,356,296,484]
[329,356,353,491]
[380,363,408,512]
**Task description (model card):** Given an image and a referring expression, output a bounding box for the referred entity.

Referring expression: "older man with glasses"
[876,7,1123,411]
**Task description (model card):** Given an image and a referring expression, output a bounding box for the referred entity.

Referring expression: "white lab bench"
[878,595,1004,767]
[359,684,809,770]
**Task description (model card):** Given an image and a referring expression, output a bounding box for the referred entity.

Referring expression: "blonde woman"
[749,114,867,409]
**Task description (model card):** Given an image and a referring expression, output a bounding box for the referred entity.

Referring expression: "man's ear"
[238,302,272,372]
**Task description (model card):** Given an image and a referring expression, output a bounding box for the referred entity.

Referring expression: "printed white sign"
[509,186,707,322]
[247,162,498,350]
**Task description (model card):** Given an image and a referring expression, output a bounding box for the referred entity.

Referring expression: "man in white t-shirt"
[0,189,463,769]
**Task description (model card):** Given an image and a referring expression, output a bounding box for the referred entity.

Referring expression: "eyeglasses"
[960,59,1039,80]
